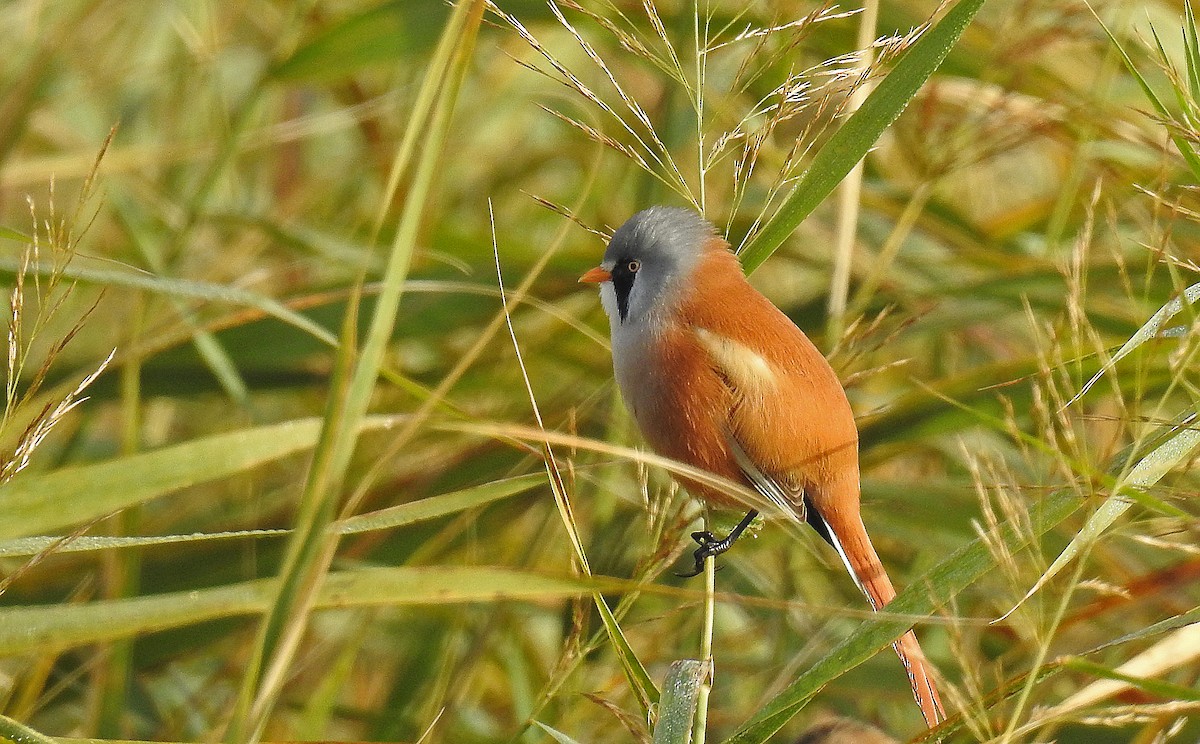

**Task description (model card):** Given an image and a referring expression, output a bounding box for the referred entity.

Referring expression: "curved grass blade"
[998,410,1200,620]
[494,224,661,712]
[739,0,986,274]
[0,226,31,243]
[0,566,594,657]
[1091,6,1200,181]
[0,714,56,744]
[1006,623,1200,739]
[534,722,586,744]
[1067,281,1200,406]
[0,254,338,347]
[1060,656,1200,705]
[333,472,544,534]
[0,530,287,558]
[270,2,446,82]
[231,2,488,738]
[0,415,402,540]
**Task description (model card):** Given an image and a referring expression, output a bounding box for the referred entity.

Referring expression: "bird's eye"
[627,260,641,273]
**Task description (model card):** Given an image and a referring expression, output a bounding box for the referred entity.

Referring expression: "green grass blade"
[0,255,338,347]
[109,187,252,405]
[189,331,249,403]
[1093,7,1200,180]
[1061,657,1200,702]
[596,592,661,707]
[333,472,545,534]
[1003,410,1200,614]
[0,530,287,558]
[653,660,708,744]
[738,0,986,274]
[0,226,31,243]
[1092,607,1200,653]
[0,566,594,656]
[0,416,401,540]
[1149,25,1192,120]
[231,2,487,737]
[1069,281,1200,405]
[722,489,1081,744]
[1185,0,1200,102]
[270,3,445,81]
[0,714,56,744]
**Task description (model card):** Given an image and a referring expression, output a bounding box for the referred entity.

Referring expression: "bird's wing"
[695,323,874,597]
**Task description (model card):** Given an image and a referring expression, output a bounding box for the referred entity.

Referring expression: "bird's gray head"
[595,206,716,326]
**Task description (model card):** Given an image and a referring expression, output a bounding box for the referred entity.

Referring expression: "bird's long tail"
[811,499,945,727]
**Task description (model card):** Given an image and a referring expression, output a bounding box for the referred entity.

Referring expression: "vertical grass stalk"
[692,555,717,744]
[226,2,486,740]
[94,296,147,736]
[826,0,878,343]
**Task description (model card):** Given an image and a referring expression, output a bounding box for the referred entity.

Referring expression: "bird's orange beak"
[579,266,612,284]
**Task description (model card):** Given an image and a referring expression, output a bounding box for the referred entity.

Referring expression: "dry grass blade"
[1011,622,1200,738]
[1,349,112,485]
[490,1,695,203]
[537,104,653,172]
[522,191,613,240]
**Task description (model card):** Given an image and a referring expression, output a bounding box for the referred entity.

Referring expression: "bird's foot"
[675,510,759,578]
[675,530,731,578]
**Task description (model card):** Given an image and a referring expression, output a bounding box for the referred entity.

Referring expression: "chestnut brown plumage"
[581,206,945,726]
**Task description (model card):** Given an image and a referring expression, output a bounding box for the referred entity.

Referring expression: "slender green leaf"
[739,0,987,273]
[1185,0,1200,103]
[0,714,56,744]
[595,593,660,706]
[1061,657,1200,702]
[1091,607,1200,654]
[1150,26,1192,124]
[0,566,595,657]
[0,415,403,540]
[0,255,338,347]
[334,472,543,534]
[1093,8,1200,180]
[233,3,487,737]
[0,530,287,557]
[0,226,31,243]
[1003,411,1200,614]
[1069,281,1200,404]
[270,2,445,81]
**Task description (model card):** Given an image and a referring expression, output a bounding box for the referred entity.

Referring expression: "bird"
[794,715,898,744]
[580,206,945,727]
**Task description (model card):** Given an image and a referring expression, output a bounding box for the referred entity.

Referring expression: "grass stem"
[693,554,716,744]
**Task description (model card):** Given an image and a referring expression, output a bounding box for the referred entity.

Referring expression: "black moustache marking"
[611,259,637,322]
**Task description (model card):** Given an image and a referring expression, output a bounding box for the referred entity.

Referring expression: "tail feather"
[815,506,945,727]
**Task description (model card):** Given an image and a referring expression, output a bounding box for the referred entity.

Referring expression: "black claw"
[676,510,759,579]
